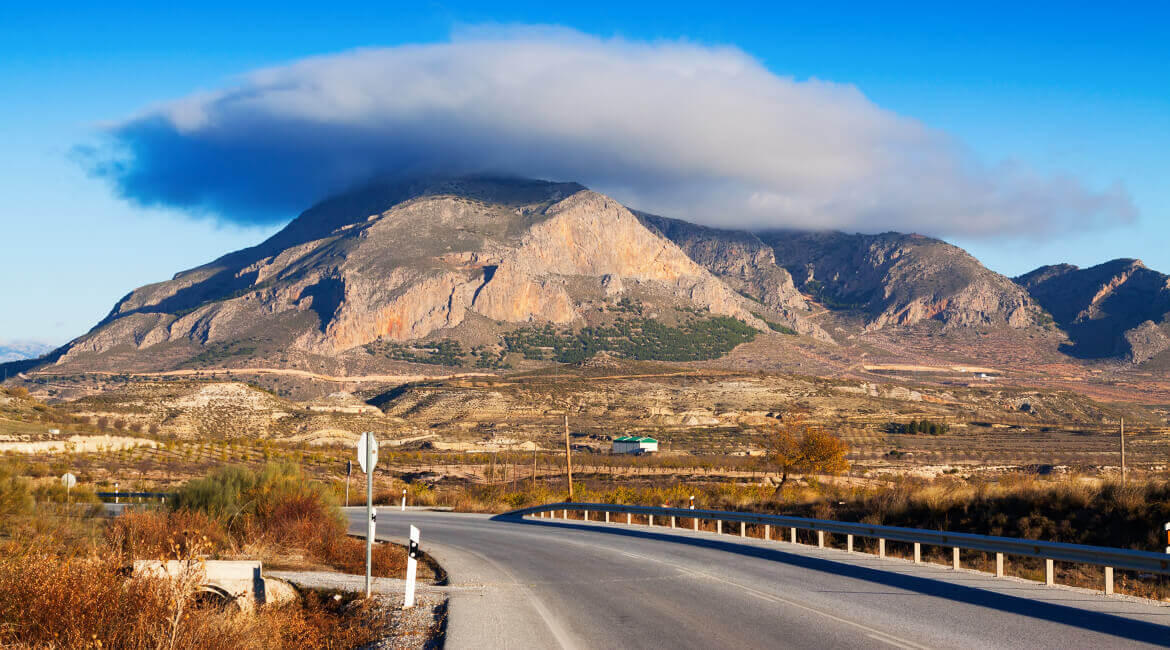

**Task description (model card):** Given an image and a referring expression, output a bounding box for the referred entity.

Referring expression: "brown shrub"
[106,509,232,560]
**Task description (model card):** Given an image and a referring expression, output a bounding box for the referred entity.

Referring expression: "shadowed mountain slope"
[1017,259,1170,363]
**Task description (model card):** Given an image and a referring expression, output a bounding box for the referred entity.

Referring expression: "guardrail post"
[717,520,723,535]
[605,511,610,523]
[627,512,632,525]
[879,539,886,558]
[913,542,921,563]
[995,553,1004,578]
[1045,559,1054,586]
[671,515,676,528]
[790,527,797,544]
[1105,567,1114,595]
[740,522,746,538]
[563,509,568,519]
[649,514,655,527]
[693,516,699,531]
[817,530,825,548]
[952,547,960,570]
[584,510,590,522]
[846,534,853,553]
[765,525,771,541]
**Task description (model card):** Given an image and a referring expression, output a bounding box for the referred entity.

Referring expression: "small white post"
[765,525,771,541]
[605,511,610,523]
[114,482,119,505]
[740,522,746,538]
[817,530,825,548]
[879,538,886,558]
[790,527,797,544]
[649,514,654,527]
[564,509,569,519]
[717,520,723,535]
[995,553,1004,578]
[913,542,921,563]
[627,512,632,525]
[584,510,590,522]
[690,495,694,510]
[1163,523,1170,554]
[1105,567,1114,595]
[401,488,407,512]
[671,516,676,528]
[693,516,699,531]
[846,534,853,553]
[1045,559,1054,586]
[952,547,960,570]
[404,525,420,608]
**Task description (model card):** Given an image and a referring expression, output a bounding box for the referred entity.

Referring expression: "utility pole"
[1120,417,1126,486]
[564,413,574,501]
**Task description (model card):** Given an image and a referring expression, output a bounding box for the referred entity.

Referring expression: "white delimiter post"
[740,522,746,538]
[401,488,407,511]
[790,527,797,544]
[995,553,1004,578]
[952,548,960,570]
[404,525,420,608]
[913,542,921,563]
[878,539,886,558]
[764,525,771,541]
[846,534,853,552]
[1045,559,1054,586]
[1105,567,1115,595]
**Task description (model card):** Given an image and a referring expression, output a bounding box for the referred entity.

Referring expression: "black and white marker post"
[357,431,379,598]
[405,524,420,608]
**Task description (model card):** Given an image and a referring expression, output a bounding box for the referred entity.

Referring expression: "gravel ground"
[270,571,447,649]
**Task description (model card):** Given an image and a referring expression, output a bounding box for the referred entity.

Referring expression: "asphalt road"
[346,508,1170,649]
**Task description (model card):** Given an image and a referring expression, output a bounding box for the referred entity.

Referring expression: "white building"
[612,436,659,454]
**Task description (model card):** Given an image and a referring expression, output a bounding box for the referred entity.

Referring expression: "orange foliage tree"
[763,416,849,492]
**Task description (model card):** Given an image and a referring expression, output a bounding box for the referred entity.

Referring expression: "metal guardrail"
[509,502,1169,594]
[96,492,173,500]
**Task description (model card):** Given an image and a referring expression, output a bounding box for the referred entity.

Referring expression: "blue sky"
[2,2,1167,344]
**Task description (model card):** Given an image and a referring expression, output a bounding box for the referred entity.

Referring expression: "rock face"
[1016,259,1170,362]
[758,231,1040,330]
[55,177,775,367]
[637,214,831,342]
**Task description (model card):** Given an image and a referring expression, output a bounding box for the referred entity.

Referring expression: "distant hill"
[0,340,54,363]
[1017,259,1170,363]
[757,230,1041,330]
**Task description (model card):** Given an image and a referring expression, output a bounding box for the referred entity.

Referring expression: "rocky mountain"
[0,340,54,363]
[635,214,830,341]
[48,177,814,371]
[1016,259,1170,363]
[756,230,1041,330]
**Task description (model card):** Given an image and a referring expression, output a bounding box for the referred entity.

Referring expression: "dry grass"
[0,459,422,649]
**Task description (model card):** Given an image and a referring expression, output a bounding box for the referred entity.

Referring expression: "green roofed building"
[612,435,659,454]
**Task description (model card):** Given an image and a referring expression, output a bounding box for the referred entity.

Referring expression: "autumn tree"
[763,417,850,493]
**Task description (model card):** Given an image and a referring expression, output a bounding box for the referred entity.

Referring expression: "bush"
[106,509,231,560]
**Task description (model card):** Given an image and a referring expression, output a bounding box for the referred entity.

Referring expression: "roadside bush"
[106,508,231,560]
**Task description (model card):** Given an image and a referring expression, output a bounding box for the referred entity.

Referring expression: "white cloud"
[92,26,1136,236]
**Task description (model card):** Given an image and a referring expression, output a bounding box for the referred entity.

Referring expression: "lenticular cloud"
[89,27,1135,237]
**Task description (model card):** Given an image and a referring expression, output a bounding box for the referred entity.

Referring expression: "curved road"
[347,508,1170,648]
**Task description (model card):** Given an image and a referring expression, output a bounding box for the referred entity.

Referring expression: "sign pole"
[564,413,573,501]
[365,437,373,598]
